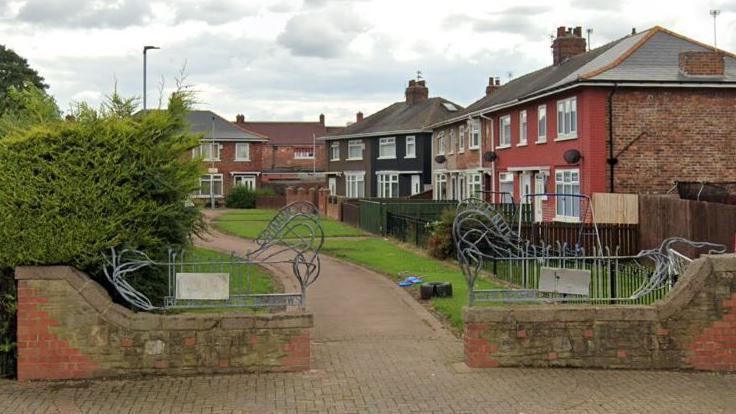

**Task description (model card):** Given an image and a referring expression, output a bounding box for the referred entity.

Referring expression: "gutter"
[317,128,427,141]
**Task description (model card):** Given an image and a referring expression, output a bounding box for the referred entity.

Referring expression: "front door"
[234,175,256,190]
[328,177,337,195]
[534,173,546,222]
[410,175,421,196]
[520,172,532,204]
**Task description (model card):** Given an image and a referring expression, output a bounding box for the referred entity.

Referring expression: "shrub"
[0,91,205,303]
[225,187,277,209]
[426,208,457,260]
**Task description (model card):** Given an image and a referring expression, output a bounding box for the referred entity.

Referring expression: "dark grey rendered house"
[320,79,462,198]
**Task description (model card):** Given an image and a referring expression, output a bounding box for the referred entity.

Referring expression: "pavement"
[1,210,735,413]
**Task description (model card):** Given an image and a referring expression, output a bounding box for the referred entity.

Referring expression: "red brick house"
[234,114,343,188]
[186,110,268,203]
[430,26,736,222]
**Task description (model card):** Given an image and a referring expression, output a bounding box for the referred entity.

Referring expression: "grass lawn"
[216,209,364,239]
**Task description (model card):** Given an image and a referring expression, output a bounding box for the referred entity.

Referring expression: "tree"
[0,45,48,115]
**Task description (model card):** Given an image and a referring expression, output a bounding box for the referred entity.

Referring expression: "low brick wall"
[463,254,736,371]
[15,266,313,381]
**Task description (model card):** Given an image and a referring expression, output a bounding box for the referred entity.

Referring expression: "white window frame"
[469,119,480,149]
[377,173,399,198]
[498,172,514,203]
[449,129,455,154]
[345,172,365,198]
[196,174,224,197]
[437,131,446,156]
[519,110,527,146]
[411,175,421,195]
[499,115,511,148]
[330,142,340,161]
[347,140,363,160]
[294,147,315,159]
[235,143,251,161]
[435,173,447,200]
[458,125,465,152]
[405,136,416,159]
[556,97,578,140]
[537,104,547,143]
[554,168,581,221]
[468,173,483,198]
[378,137,396,159]
[233,174,256,190]
[193,142,220,161]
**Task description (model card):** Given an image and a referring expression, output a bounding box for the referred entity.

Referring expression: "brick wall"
[463,254,736,371]
[679,51,725,76]
[612,88,736,194]
[15,266,312,380]
[285,186,319,206]
[262,144,327,171]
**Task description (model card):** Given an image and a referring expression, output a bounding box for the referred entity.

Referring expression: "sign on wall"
[176,273,230,300]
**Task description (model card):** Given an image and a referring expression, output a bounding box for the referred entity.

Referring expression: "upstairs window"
[235,143,250,161]
[348,140,363,160]
[537,105,547,143]
[405,136,416,158]
[519,110,528,146]
[193,142,220,161]
[557,97,577,139]
[458,125,465,152]
[294,147,315,159]
[469,119,480,149]
[499,115,511,148]
[449,129,455,154]
[378,137,396,159]
[330,142,340,161]
[437,131,446,155]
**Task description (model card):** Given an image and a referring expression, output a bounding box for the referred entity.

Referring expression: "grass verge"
[215,209,364,239]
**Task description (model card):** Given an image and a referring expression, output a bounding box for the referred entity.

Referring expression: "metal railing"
[386,213,432,247]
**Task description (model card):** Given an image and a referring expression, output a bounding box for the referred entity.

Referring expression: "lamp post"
[710,9,721,49]
[143,45,160,111]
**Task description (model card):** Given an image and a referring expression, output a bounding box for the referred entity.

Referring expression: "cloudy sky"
[1,0,734,125]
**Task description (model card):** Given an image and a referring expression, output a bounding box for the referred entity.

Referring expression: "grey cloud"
[16,0,152,28]
[173,0,261,24]
[569,0,621,11]
[277,6,370,58]
[443,13,546,41]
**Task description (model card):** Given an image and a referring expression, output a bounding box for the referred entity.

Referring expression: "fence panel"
[341,200,360,227]
[592,193,639,224]
[255,195,286,209]
[386,213,431,247]
[358,200,384,234]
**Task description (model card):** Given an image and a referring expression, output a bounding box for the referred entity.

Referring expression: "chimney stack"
[485,77,501,96]
[356,112,364,123]
[551,26,587,65]
[405,79,429,105]
[319,113,325,125]
[235,114,245,124]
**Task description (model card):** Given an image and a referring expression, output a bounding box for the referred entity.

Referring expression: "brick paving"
[1,212,735,413]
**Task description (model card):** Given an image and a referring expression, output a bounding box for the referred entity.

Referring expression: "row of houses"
[193,24,736,223]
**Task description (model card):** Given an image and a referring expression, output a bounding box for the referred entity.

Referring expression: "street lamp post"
[143,45,160,111]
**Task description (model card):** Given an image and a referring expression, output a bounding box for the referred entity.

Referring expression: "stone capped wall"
[463,254,736,371]
[15,266,312,380]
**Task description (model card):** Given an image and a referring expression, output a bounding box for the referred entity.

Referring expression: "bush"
[426,208,457,260]
[225,187,277,209]
[0,91,205,303]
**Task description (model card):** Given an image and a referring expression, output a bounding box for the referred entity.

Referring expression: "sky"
[1,0,734,126]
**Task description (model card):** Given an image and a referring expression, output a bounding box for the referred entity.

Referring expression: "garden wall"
[15,266,312,381]
[463,254,736,371]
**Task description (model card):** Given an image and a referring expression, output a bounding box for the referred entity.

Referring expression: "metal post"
[142,46,159,111]
[710,10,720,49]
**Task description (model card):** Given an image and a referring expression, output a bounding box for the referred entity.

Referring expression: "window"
[437,131,446,155]
[458,175,466,200]
[519,110,527,146]
[330,142,340,161]
[499,172,514,203]
[346,173,365,198]
[235,143,250,161]
[348,140,363,160]
[449,129,455,154]
[411,175,421,195]
[435,174,447,200]
[537,105,547,143]
[458,125,465,152]
[556,97,577,139]
[378,137,396,159]
[405,136,416,158]
[193,142,220,161]
[294,147,315,159]
[469,119,480,149]
[377,173,399,198]
[499,115,511,147]
[468,173,483,198]
[233,175,256,190]
[196,174,223,197]
[555,169,581,220]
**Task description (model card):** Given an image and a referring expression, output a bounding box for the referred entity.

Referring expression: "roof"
[437,26,736,126]
[186,110,267,141]
[322,97,463,140]
[239,121,339,146]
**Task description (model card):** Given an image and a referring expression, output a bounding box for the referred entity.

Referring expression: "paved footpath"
[2,213,736,413]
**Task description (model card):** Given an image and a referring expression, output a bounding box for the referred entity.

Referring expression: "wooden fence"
[520,222,640,255]
[639,195,736,253]
[592,193,639,224]
[255,195,286,209]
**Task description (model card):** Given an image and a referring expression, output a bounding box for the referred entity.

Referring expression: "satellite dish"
[434,155,447,164]
[483,151,498,162]
[563,149,582,164]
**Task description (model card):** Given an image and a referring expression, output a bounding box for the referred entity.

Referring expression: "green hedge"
[225,187,276,209]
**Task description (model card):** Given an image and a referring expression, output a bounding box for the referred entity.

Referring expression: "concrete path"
[2,211,736,413]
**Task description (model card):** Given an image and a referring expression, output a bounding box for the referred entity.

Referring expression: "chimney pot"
[405,78,429,105]
[552,24,587,65]
[235,114,245,124]
[573,26,582,37]
[495,77,500,86]
[319,113,325,125]
[557,26,566,37]
[356,112,364,122]
[486,76,501,96]
[631,27,636,35]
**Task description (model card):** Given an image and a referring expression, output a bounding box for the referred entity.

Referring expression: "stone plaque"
[176,273,230,300]
[538,267,590,296]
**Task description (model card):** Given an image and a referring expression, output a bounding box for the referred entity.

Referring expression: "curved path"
[1,211,735,413]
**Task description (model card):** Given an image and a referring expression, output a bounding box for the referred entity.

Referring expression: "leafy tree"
[0,45,48,115]
[0,86,60,137]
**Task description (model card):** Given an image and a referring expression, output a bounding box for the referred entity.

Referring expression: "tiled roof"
[323,97,463,139]
[186,110,267,141]
[240,121,335,146]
